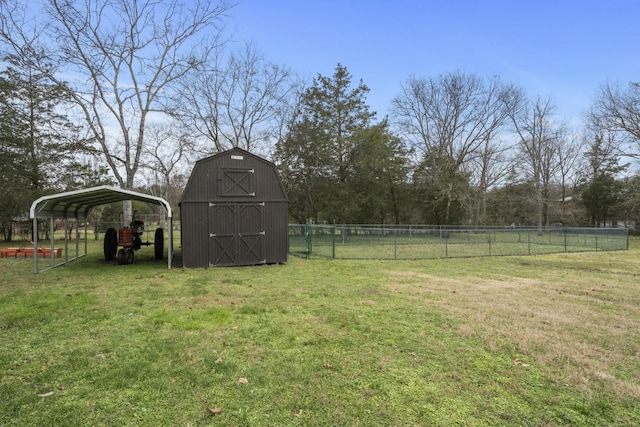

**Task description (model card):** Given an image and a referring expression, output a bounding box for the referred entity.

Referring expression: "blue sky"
[230,0,640,127]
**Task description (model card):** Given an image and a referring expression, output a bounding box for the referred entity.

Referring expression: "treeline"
[276,64,640,229]
[1,0,639,241]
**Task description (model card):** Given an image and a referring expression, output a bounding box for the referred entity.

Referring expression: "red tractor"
[103,217,164,265]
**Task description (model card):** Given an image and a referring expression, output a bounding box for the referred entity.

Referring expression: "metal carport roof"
[29,185,173,272]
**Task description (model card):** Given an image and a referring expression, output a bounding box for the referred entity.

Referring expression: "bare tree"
[555,132,583,220]
[469,136,513,225]
[591,80,640,159]
[176,42,296,156]
[142,122,195,196]
[556,133,582,196]
[1,0,231,220]
[584,108,624,179]
[508,94,565,229]
[392,71,517,224]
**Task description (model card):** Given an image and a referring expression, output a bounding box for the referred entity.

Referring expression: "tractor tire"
[154,228,164,260]
[126,248,135,265]
[117,248,126,265]
[104,228,118,261]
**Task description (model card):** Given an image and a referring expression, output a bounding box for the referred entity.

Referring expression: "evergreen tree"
[581,173,623,227]
[0,73,31,240]
[347,120,412,224]
[0,60,87,240]
[275,64,410,224]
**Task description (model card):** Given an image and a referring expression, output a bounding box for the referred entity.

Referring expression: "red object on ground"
[1,247,62,258]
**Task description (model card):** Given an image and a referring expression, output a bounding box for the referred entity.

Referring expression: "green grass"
[1,238,640,425]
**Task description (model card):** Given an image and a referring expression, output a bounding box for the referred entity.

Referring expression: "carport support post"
[50,213,55,268]
[64,216,69,263]
[168,217,173,269]
[32,217,38,273]
[77,215,81,258]
[84,207,90,256]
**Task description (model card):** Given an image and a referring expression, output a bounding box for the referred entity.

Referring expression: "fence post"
[627,230,630,250]
[528,229,531,255]
[394,229,398,260]
[488,230,492,256]
[564,227,567,252]
[445,231,449,258]
[331,221,336,259]
[305,219,312,259]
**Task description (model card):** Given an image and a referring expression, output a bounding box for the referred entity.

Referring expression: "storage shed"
[180,148,288,267]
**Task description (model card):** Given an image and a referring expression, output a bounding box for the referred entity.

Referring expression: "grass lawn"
[1,238,639,426]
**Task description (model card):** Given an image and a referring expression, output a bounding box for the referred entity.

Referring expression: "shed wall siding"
[264,202,289,262]
[181,203,209,268]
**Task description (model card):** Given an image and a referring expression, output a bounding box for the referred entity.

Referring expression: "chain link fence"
[288,224,629,260]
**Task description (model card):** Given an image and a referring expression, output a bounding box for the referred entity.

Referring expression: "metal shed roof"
[30,185,172,219]
[29,186,173,272]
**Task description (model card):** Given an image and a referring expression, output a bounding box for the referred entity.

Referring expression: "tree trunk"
[123,200,133,226]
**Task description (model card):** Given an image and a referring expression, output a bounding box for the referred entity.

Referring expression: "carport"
[29,185,173,273]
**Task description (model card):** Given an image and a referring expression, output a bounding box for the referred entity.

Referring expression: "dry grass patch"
[385,253,640,400]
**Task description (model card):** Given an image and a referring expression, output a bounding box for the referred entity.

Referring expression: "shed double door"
[208,203,265,266]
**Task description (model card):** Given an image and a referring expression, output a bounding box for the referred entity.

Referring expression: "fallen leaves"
[204,370,249,418]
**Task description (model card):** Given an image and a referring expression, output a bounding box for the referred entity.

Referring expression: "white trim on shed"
[29,185,173,273]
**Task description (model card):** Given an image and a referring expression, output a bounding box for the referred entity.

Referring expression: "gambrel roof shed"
[180,148,288,268]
